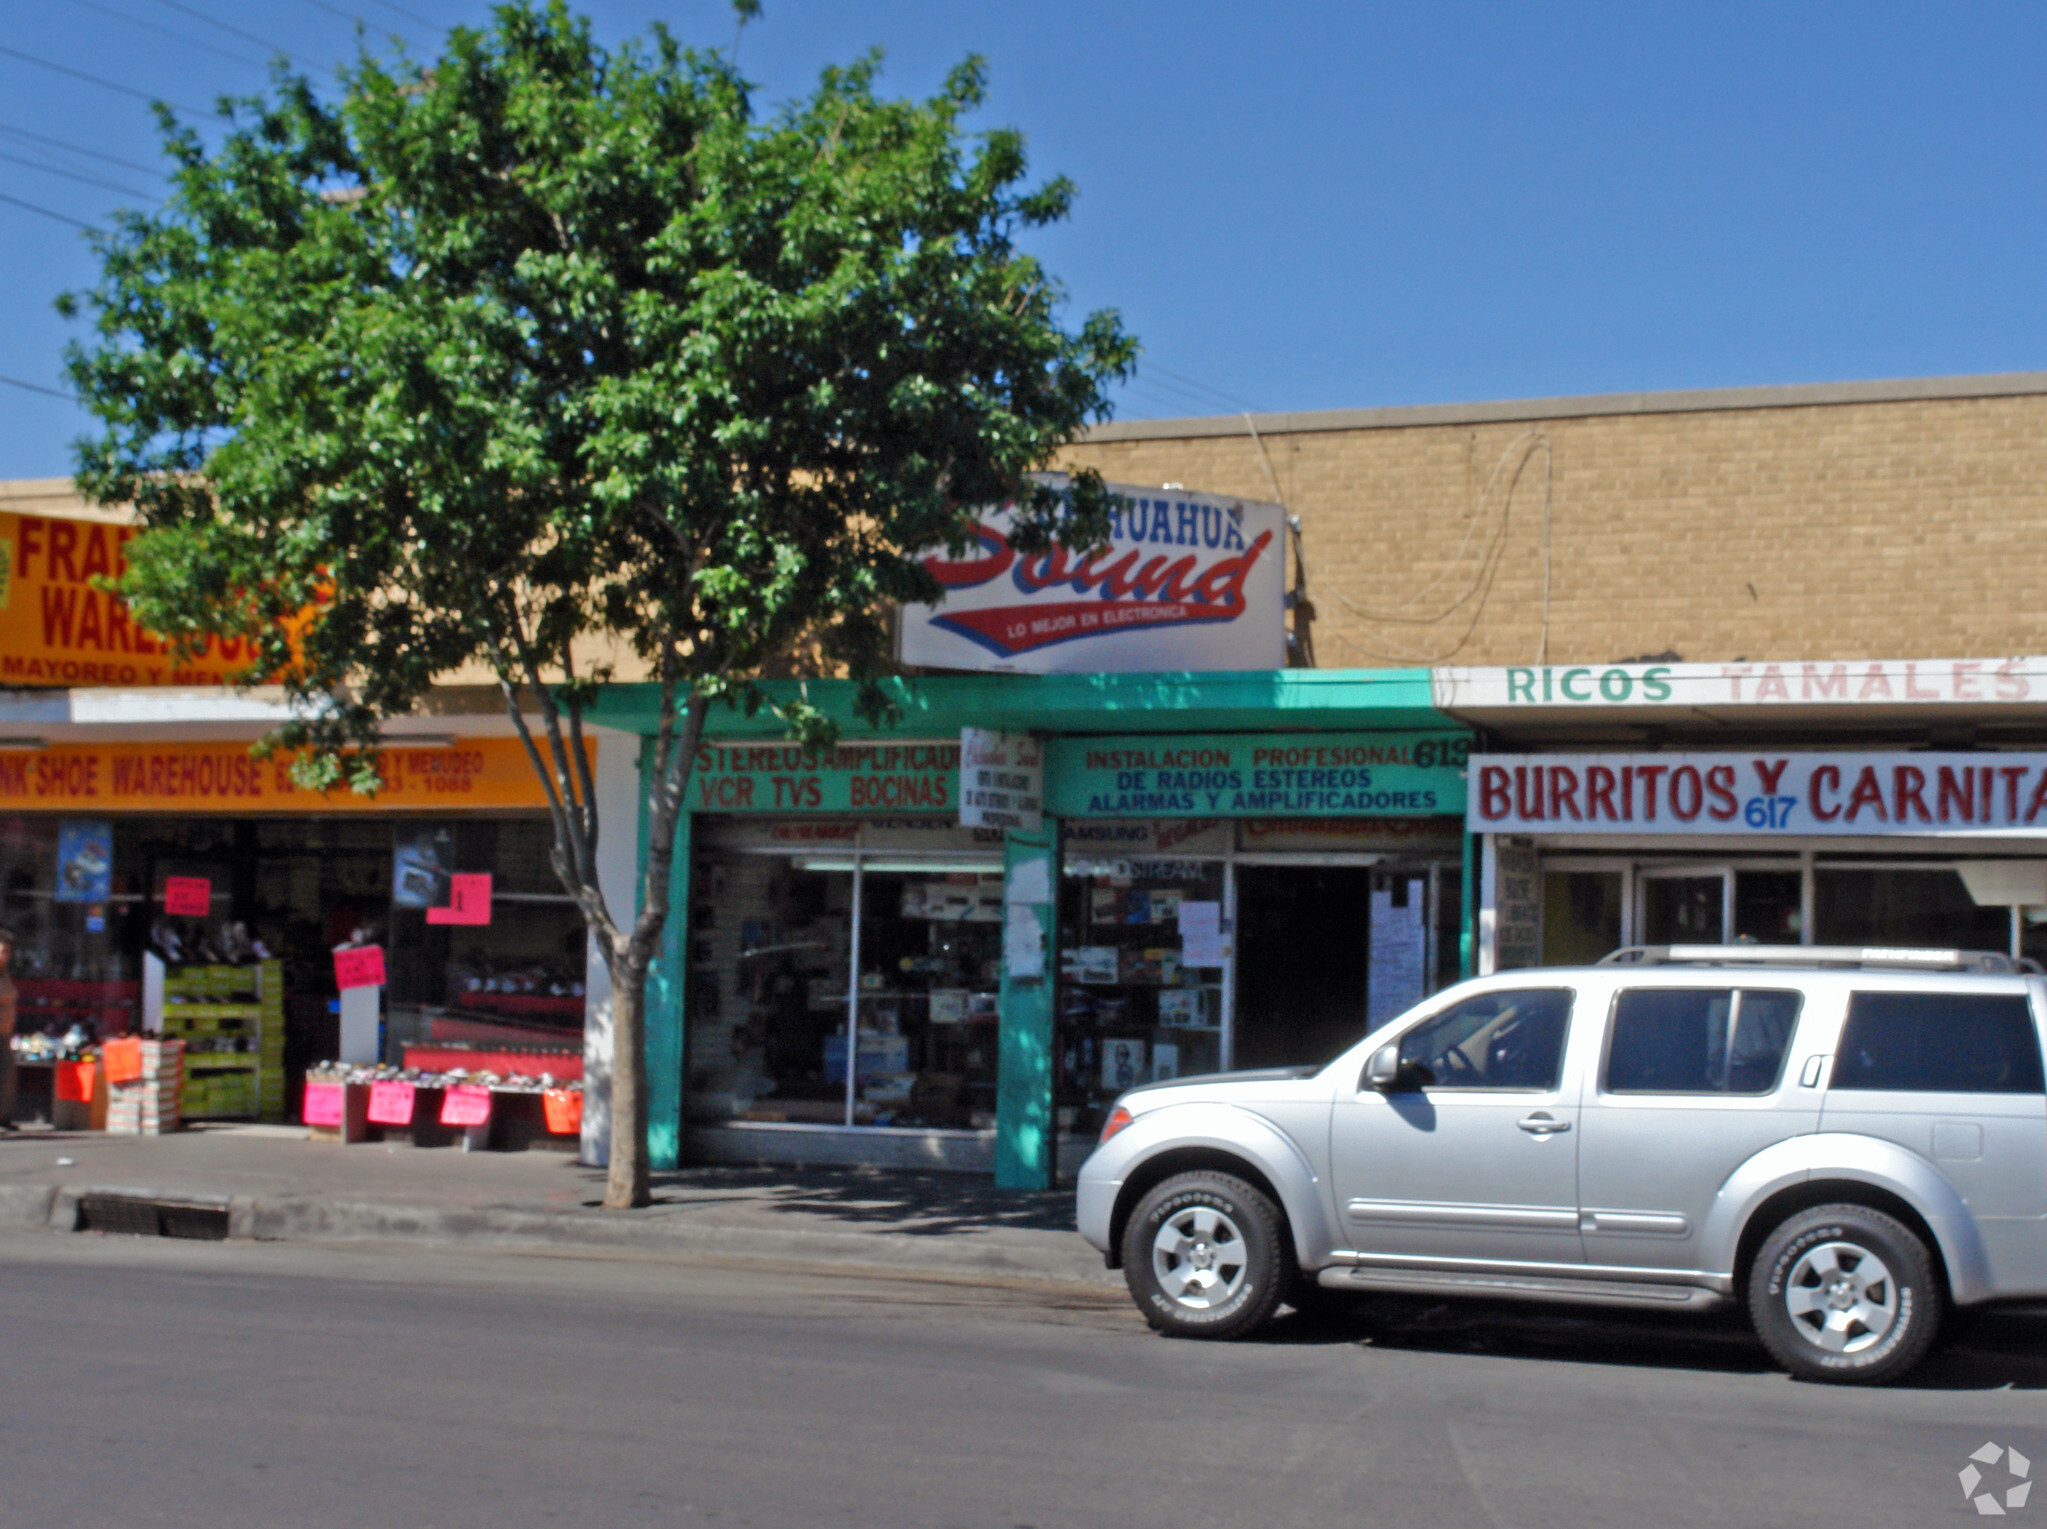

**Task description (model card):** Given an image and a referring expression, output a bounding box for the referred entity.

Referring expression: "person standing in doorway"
[0,928,17,1130]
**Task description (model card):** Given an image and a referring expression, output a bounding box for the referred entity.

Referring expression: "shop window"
[1605,988,1799,1094]
[1834,993,2044,1094]
[1543,871,1621,964]
[1734,871,1803,944]
[688,847,1002,1128]
[2022,908,2047,969]
[1641,874,1724,944]
[388,819,587,1042]
[1814,868,2009,953]
[1057,855,1225,1135]
[0,815,139,1045]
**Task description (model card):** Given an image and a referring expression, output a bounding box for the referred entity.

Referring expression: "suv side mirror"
[1364,1043,1409,1092]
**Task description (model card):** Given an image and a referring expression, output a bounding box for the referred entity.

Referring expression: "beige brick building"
[1056,372,2047,669]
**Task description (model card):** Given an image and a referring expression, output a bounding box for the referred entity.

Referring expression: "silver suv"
[1076,945,2047,1384]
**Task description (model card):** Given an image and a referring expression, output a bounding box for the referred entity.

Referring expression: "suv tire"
[1122,1171,1287,1340]
[1748,1204,1943,1385]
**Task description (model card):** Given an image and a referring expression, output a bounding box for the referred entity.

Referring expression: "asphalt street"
[0,1230,2041,1529]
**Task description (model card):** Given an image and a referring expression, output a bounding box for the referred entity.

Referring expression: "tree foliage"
[63,0,1134,1205]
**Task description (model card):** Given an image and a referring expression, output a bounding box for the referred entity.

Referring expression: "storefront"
[0,698,610,1126]
[1443,657,2047,972]
[592,669,1473,1185]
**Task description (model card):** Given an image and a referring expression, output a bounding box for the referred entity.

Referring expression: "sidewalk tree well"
[61,0,1135,1207]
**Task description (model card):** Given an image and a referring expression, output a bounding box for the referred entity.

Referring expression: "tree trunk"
[604,940,654,1208]
[598,687,705,1211]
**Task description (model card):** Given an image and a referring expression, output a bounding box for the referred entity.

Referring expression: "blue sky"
[2,1,2043,477]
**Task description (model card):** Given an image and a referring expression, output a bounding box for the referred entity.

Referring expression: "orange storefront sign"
[0,738,567,813]
[0,510,264,686]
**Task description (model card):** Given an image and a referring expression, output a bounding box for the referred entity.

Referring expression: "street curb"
[3,1179,1118,1288]
[0,1184,55,1230]
[245,1194,1120,1285]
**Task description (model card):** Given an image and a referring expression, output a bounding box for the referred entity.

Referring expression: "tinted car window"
[1606,988,1800,1094]
[1835,992,2045,1094]
[1398,989,1573,1090]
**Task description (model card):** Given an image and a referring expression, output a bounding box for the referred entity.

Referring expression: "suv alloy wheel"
[1748,1203,1944,1384]
[1121,1171,1288,1339]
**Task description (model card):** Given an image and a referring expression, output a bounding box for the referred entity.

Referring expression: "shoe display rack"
[157,960,286,1122]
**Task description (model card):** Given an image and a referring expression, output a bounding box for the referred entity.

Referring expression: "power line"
[1126,368,1258,417]
[0,147,154,199]
[0,373,77,401]
[1144,362,1267,414]
[366,0,436,26]
[0,44,204,115]
[296,0,429,36]
[0,190,99,230]
[70,0,264,67]
[1119,375,1233,419]
[140,0,306,65]
[1116,382,1199,419]
[0,123,166,180]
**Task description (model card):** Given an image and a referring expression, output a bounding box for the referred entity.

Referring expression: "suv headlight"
[1098,1105,1134,1145]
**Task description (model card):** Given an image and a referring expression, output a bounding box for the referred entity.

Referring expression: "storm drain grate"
[77,1194,230,1241]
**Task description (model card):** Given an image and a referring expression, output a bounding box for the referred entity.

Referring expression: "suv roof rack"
[1597,944,2038,974]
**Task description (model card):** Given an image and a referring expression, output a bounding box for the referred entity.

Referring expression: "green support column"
[640,775,690,1172]
[995,819,1058,1190]
[1459,830,1477,980]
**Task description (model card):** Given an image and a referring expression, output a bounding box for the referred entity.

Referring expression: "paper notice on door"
[1003,903,1046,979]
[1178,900,1226,968]
[1005,856,1051,907]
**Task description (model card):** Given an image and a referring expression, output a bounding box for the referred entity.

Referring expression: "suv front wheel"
[1748,1204,1943,1385]
[1122,1171,1288,1340]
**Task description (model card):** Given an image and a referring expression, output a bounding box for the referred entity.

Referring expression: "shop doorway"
[1633,865,1808,947]
[1233,866,1375,1069]
[1638,868,1727,944]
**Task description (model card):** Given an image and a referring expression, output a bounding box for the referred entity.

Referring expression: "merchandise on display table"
[308,1061,583,1094]
[155,959,285,1123]
[303,1061,582,1147]
[9,1026,94,1062]
[8,1028,103,1128]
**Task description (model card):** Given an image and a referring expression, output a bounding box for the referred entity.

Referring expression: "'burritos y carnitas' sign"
[898,480,1286,674]
[1471,751,2047,836]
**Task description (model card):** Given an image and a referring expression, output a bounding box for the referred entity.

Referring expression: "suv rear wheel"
[1748,1204,1943,1384]
[1121,1171,1287,1340]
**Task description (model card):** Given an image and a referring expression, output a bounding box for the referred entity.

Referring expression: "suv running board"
[1318,1265,1726,1312]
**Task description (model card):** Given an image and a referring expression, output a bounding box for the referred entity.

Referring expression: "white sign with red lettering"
[900,480,1285,674]
[1434,658,2047,712]
[1470,752,2047,836]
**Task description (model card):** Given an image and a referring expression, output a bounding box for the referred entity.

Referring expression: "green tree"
[63,1,1133,1207]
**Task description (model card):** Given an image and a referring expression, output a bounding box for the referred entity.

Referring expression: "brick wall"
[1053,380,2047,667]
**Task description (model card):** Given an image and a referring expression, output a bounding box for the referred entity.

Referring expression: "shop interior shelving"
[13,977,141,1041]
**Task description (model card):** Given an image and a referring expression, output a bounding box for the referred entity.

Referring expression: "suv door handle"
[1517,1113,1571,1135]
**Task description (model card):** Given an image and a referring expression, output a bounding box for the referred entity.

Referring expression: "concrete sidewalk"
[0,1124,1114,1286]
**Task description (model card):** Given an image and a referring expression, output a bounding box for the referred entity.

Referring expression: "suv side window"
[1835,992,2046,1094]
[1397,989,1573,1090]
[1607,988,1801,1095]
